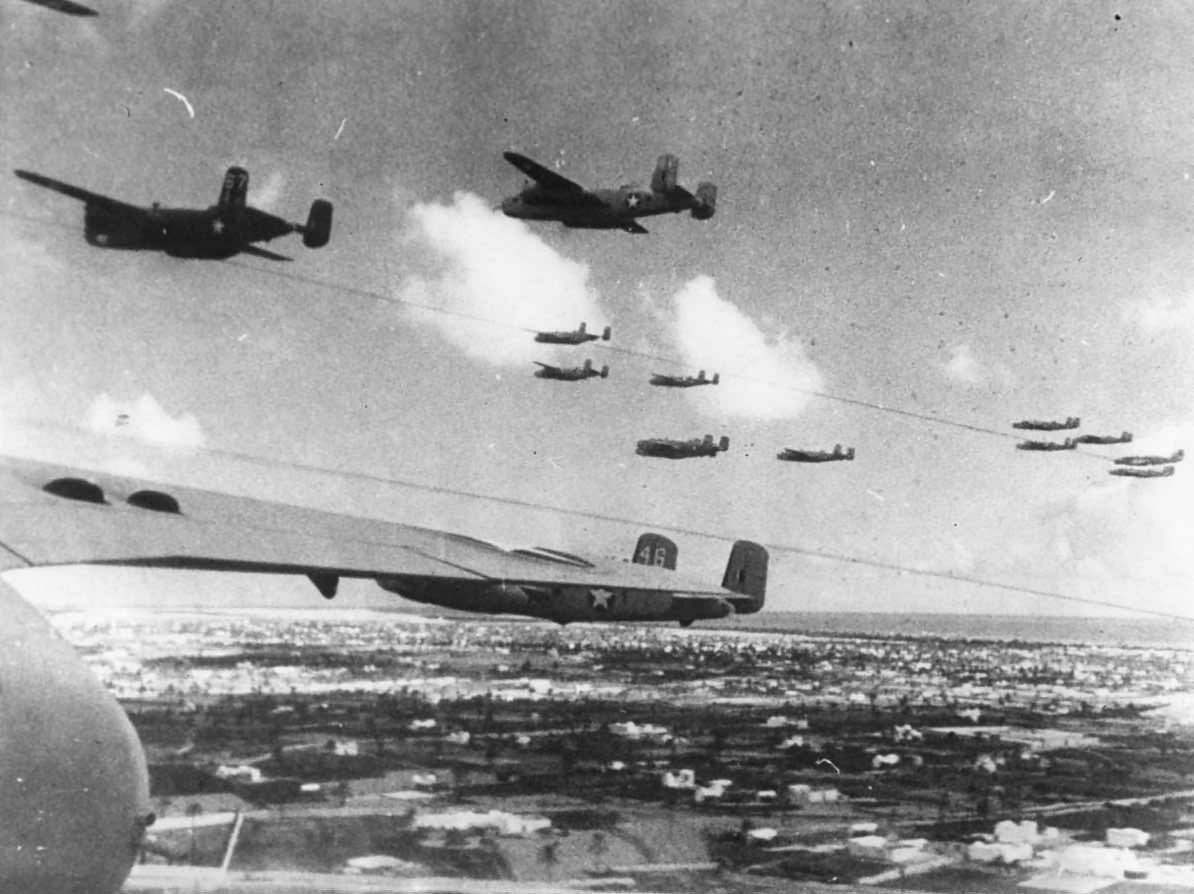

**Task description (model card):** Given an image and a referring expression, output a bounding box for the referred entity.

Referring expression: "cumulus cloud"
[85,393,205,449]
[668,276,823,420]
[395,192,605,366]
[941,343,982,384]
[1037,421,1193,613]
[249,170,285,211]
[1124,292,1194,334]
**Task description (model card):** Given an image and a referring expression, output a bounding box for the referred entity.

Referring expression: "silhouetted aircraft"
[533,358,608,381]
[636,434,730,459]
[534,322,611,345]
[19,0,96,13]
[1108,465,1175,479]
[0,453,767,893]
[1114,449,1184,467]
[1016,438,1077,451]
[1074,431,1133,445]
[14,166,332,261]
[650,369,720,388]
[777,444,855,463]
[1012,416,1080,431]
[500,151,716,234]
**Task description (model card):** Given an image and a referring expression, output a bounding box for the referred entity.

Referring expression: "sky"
[1,0,1192,621]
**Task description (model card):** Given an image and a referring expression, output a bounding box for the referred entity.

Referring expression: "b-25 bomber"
[1114,449,1184,467]
[14,166,332,261]
[533,358,609,381]
[636,434,730,459]
[1074,431,1133,445]
[1016,438,1078,451]
[1108,465,1175,479]
[534,322,611,345]
[1012,416,1080,431]
[650,369,720,387]
[777,444,855,463]
[500,151,716,234]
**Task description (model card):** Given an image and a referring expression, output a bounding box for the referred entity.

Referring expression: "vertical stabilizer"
[218,167,249,211]
[633,533,678,569]
[722,540,768,613]
[651,154,679,193]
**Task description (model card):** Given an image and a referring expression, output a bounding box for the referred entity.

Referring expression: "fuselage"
[379,577,745,625]
[636,440,719,459]
[84,202,294,257]
[502,186,701,228]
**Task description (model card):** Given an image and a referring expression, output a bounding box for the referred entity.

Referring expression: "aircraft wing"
[240,245,293,262]
[0,455,732,597]
[502,152,606,207]
[14,169,142,216]
[20,0,98,15]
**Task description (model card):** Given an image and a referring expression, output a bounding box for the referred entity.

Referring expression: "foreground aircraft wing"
[0,456,733,598]
[14,169,142,215]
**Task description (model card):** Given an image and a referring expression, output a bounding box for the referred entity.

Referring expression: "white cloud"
[395,192,605,366]
[1124,294,1194,334]
[250,170,285,212]
[941,343,982,384]
[1037,420,1193,613]
[668,276,823,420]
[85,393,205,449]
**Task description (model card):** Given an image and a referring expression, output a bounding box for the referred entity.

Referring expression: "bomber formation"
[1012,418,1182,479]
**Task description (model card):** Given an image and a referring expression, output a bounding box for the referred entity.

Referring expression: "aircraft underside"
[378,578,737,625]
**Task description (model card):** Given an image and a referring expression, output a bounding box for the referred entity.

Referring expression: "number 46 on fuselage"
[14,166,332,262]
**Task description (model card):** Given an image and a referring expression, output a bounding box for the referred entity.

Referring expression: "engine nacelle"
[302,199,333,248]
[651,154,679,193]
[480,583,531,614]
[692,182,717,220]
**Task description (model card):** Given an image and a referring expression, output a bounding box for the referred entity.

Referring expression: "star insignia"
[626,194,640,208]
[212,219,226,235]
[590,589,613,611]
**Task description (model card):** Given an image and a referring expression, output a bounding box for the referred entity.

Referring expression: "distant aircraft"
[777,444,855,463]
[534,322,611,345]
[1113,449,1184,467]
[14,166,332,261]
[1074,431,1133,445]
[500,151,716,234]
[636,434,730,459]
[649,369,720,388]
[19,0,96,14]
[1015,438,1077,451]
[533,358,608,381]
[1108,465,1175,479]
[1012,417,1080,431]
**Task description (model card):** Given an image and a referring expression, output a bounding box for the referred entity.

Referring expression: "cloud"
[1036,420,1193,613]
[941,343,982,384]
[250,170,285,211]
[85,393,205,449]
[394,192,605,366]
[667,276,823,420]
[1124,293,1194,335]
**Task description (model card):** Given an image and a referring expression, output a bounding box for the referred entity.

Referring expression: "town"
[57,608,1194,892]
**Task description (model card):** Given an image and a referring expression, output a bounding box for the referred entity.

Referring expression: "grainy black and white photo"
[2,2,1193,892]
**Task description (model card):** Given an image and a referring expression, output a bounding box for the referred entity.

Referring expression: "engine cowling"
[479,583,531,614]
